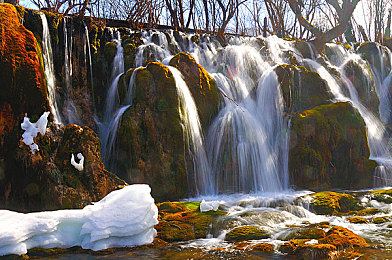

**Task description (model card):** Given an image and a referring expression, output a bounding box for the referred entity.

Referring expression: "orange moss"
[348,217,368,224]
[249,243,274,252]
[156,201,226,242]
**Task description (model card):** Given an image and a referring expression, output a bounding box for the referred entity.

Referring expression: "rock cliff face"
[0,4,125,211]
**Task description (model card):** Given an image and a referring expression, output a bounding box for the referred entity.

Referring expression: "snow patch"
[0,184,158,256]
[21,112,50,154]
[71,153,84,171]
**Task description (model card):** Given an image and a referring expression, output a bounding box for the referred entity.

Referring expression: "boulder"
[275,64,333,113]
[156,201,225,242]
[115,62,188,201]
[289,102,377,190]
[308,191,361,215]
[169,52,221,129]
[225,226,270,242]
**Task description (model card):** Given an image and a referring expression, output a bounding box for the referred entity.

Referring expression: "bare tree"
[287,0,361,49]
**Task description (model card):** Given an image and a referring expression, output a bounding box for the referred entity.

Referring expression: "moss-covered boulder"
[225,226,270,242]
[358,42,391,75]
[169,52,221,129]
[308,191,361,215]
[275,64,333,113]
[283,227,327,241]
[280,226,367,259]
[289,102,377,190]
[319,226,368,249]
[348,217,368,224]
[115,62,189,201]
[343,59,379,115]
[156,201,226,242]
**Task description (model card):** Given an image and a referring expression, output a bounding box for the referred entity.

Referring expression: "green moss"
[347,217,368,224]
[275,64,332,113]
[310,191,361,215]
[191,34,200,44]
[169,52,221,130]
[290,102,375,190]
[156,201,226,242]
[225,226,270,242]
[372,217,390,224]
[104,41,117,63]
[284,227,326,241]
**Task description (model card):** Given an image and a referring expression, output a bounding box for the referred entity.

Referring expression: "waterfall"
[63,17,81,125]
[302,44,392,186]
[167,66,213,195]
[132,31,291,194]
[84,22,94,107]
[99,31,127,167]
[40,12,61,124]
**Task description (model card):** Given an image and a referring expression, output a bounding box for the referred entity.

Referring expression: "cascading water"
[99,31,130,168]
[301,44,392,186]
[84,22,94,106]
[167,66,213,195]
[134,32,291,194]
[63,18,81,125]
[40,12,61,124]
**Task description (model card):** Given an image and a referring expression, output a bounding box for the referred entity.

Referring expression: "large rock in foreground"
[289,102,377,190]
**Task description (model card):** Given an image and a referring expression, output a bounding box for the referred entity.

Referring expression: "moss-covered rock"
[343,59,379,115]
[249,243,274,252]
[309,191,361,215]
[289,102,377,190]
[283,227,327,241]
[348,217,368,224]
[319,226,368,249]
[275,64,333,113]
[280,226,367,259]
[114,62,189,201]
[225,226,270,242]
[156,201,226,242]
[372,217,390,224]
[169,52,221,129]
[358,42,391,75]
[8,123,126,211]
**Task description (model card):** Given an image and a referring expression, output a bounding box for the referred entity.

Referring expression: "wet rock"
[225,226,270,242]
[115,62,189,201]
[372,217,390,224]
[308,191,361,215]
[276,64,333,113]
[156,201,226,242]
[358,42,391,75]
[280,226,368,259]
[282,227,327,241]
[290,102,377,190]
[348,217,368,224]
[9,123,126,211]
[319,226,368,249]
[343,59,379,115]
[169,52,221,129]
[249,243,274,252]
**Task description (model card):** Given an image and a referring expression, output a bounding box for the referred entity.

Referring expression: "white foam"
[0,185,158,256]
[21,112,50,154]
[200,200,220,212]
